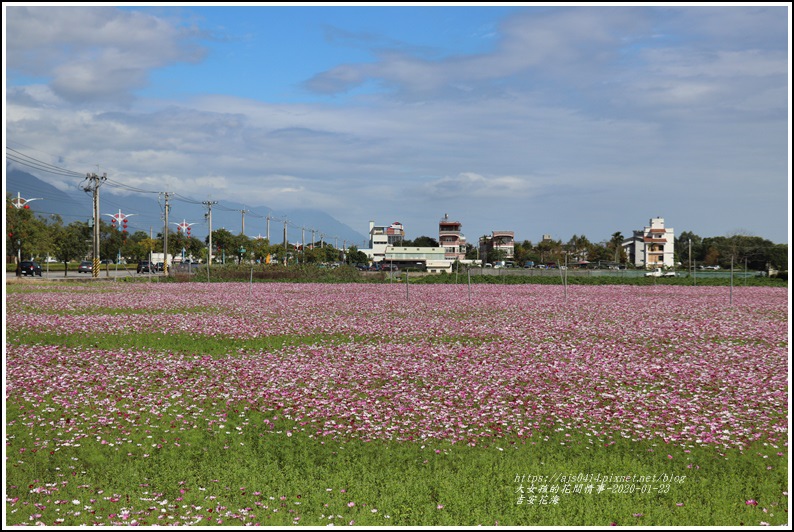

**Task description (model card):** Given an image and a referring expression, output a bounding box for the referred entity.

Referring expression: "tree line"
[6,200,367,268]
[6,199,788,273]
[401,231,787,271]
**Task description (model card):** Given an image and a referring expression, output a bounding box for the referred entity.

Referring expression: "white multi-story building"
[622,217,675,269]
[362,221,405,262]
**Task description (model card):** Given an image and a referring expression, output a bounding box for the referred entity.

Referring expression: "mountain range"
[5,166,368,248]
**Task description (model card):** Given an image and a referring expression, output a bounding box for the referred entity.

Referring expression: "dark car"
[77,260,93,273]
[19,261,42,276]
[137,260,156,273]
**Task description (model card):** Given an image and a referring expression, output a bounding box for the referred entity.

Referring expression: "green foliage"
[52,222,90,267]
[7,329,359,357]
[346,246,369,265]
[6,198,50,262]
[677,232,785,271]
[402,235,440,247]
[168,263,383,283]
[5,410,787,526]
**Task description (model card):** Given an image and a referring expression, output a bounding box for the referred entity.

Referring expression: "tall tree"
[609,232,626,264]
[403,235,439,247]
[6,198,44,265]
[250,237,271,264]
[678,231,704,264]
[346,246,368,265]
[209,228,236,263]
[536,238,562,266]
[53,221,90,276]
[513,240,536,266]
[566,234,591,262]
[767,244,788,271]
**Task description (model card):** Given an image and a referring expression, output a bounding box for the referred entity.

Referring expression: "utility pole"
[239,208,249,235]
[283,220,288,265]
[301,227,306,264]
[83,172,106,278]
[162,192,171,276]
[266,215,271,242]
[203,201,217,278]
[150,227,153,267]
[311,229,316,250]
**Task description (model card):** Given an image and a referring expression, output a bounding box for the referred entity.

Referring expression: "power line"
[103,178,161,195]
[7,145,347,245]
[6,150,84,178]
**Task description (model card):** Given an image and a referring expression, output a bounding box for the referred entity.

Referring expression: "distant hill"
[5,166,367,245]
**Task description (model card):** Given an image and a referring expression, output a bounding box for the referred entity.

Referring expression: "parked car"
[100,259,113,265]
[77,260,93,273]
[19,261,42,276]
[137,260,156,273]
[155,262,164,272]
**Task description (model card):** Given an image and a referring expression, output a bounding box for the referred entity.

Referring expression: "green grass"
[6,330,359,357]
[6,402,788,526]
[7,329,501,355]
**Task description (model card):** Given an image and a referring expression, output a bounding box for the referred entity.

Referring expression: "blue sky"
[134,5,523,104]
[4,3,791,245]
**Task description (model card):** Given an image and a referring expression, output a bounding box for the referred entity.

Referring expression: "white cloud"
[421,172,540,199]
[5,6,206,103]
[306,8,649,98]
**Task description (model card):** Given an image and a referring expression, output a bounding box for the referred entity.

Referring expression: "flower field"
[4,282,790,526]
